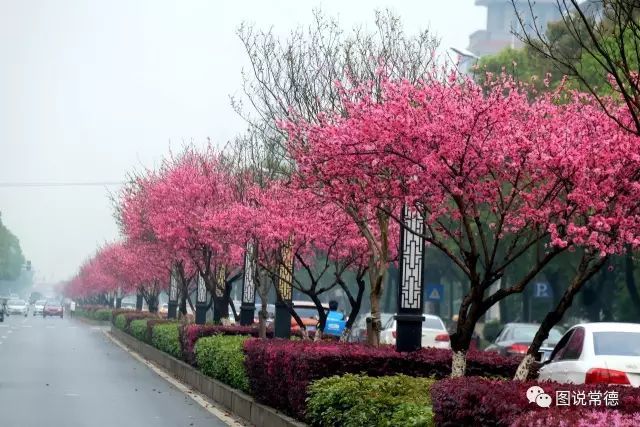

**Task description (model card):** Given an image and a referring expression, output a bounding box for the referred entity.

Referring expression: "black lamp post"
[115,286,123,309]
[135,292,143,311]
[195,273,207,324]
[240,241,256,326]
[168,268,178,319]
[396,205,426,352]
[274,242,293,338]
[212,266,226,323]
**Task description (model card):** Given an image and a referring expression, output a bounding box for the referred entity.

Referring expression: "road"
[0,312,232,427]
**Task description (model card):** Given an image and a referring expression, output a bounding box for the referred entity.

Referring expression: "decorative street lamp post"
[274,241,294,338]
[212,266,226,323]
[116,286,123,309]
[240,241,256,326]
[396,205,426,352]
[168,268,178,319]
[135,291,143,311]
[195,273,207,324]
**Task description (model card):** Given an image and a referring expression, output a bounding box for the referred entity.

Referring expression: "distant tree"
[0,212,26,282]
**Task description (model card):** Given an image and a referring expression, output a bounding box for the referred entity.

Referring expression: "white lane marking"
[0,325,8,328]
[7,330,13,334]
[1,336,6,339]
[46,326,55,329]
[104,331,243,427]
[64,393,80,397]
[22,325,32,328]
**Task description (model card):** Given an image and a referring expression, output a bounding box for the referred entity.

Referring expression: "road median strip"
[107,325,306,427]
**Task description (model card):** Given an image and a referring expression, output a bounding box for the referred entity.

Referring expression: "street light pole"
[274,241,294,338]
[168,268,178,319]
[396,205,426,352]
[195,273,207,324]
[240,241,256,326]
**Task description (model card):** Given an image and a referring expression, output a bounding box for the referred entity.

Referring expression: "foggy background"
[0,0,484,287]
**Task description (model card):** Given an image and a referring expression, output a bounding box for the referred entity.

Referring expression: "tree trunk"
[625,250,640,321]
[451,351,467,377]
[514,255,606,380]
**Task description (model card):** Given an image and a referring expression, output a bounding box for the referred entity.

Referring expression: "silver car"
[6,299,28,317]
[33,299,46,316]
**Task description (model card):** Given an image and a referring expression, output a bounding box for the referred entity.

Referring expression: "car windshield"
[46,300,60,305]
[593,331,640,356]
[36,300,46,305]
[423,318,445,330]
[511,325,562,342]
[9,299,24,305]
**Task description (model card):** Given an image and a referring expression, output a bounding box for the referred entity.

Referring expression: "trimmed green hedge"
[306,374,435,427]
[129,319,149,342]
[93,308,112,321]
[151,323,181,359]
[195,335,250,392]
[114,313,126,331]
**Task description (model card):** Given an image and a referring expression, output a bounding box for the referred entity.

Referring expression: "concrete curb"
[110,326,307,427]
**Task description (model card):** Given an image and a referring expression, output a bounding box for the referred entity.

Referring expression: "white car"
[380,314,450,349]
[6,299,28,317]
[539,322,640,386]
[33,299,46,316]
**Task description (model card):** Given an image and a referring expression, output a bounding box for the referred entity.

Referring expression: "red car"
[43,300,63,318]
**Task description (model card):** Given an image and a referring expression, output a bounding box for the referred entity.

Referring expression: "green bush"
[93,309,112,321]
[306,374,435,427]
[151,323,181,359]
[195,335,250,392]
[483,320,503,342]
[130,319,149,342]
[114,314,126,331]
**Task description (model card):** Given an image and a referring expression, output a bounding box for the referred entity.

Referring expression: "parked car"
[484,322,563,357]
[379,314,451,349]
[43,299,64,318]
[538,322,640,386]
[290,301,329,333]
[6,299,29,317]
[349,312,395,343]
[120,301,136,310]
[159,303,169,315]
[33,299,46,316]
[0,296,6,322]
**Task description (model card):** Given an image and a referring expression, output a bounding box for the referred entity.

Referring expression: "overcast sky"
[0,0,485,285]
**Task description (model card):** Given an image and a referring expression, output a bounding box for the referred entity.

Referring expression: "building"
[468,0,562,57]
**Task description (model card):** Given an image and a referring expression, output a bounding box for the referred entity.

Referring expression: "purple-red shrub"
[242,339,534,420]
[511,408,640,427]
[179,324,274,365]
[431,377,640,427]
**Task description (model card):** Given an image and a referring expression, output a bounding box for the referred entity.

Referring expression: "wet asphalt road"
[0,312,230,427]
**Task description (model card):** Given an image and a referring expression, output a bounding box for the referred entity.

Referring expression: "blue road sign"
[426,283,443,302]
[534,282,552,299]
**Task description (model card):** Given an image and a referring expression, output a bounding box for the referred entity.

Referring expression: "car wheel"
[60,314,63,319]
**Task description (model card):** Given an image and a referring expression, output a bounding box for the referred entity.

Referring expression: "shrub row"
[511,408,640,427]
[306,374,434,427]
[129,319,149,342]
[112,311,158,333]
[430,377,640,427]
[242,339,534,419]
[195,335,250,392]
[180,324,273,366]
[75,305,112,321]
[151,323,181,359]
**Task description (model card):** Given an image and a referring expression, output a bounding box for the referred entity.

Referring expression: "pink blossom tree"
[283,73,640,374]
